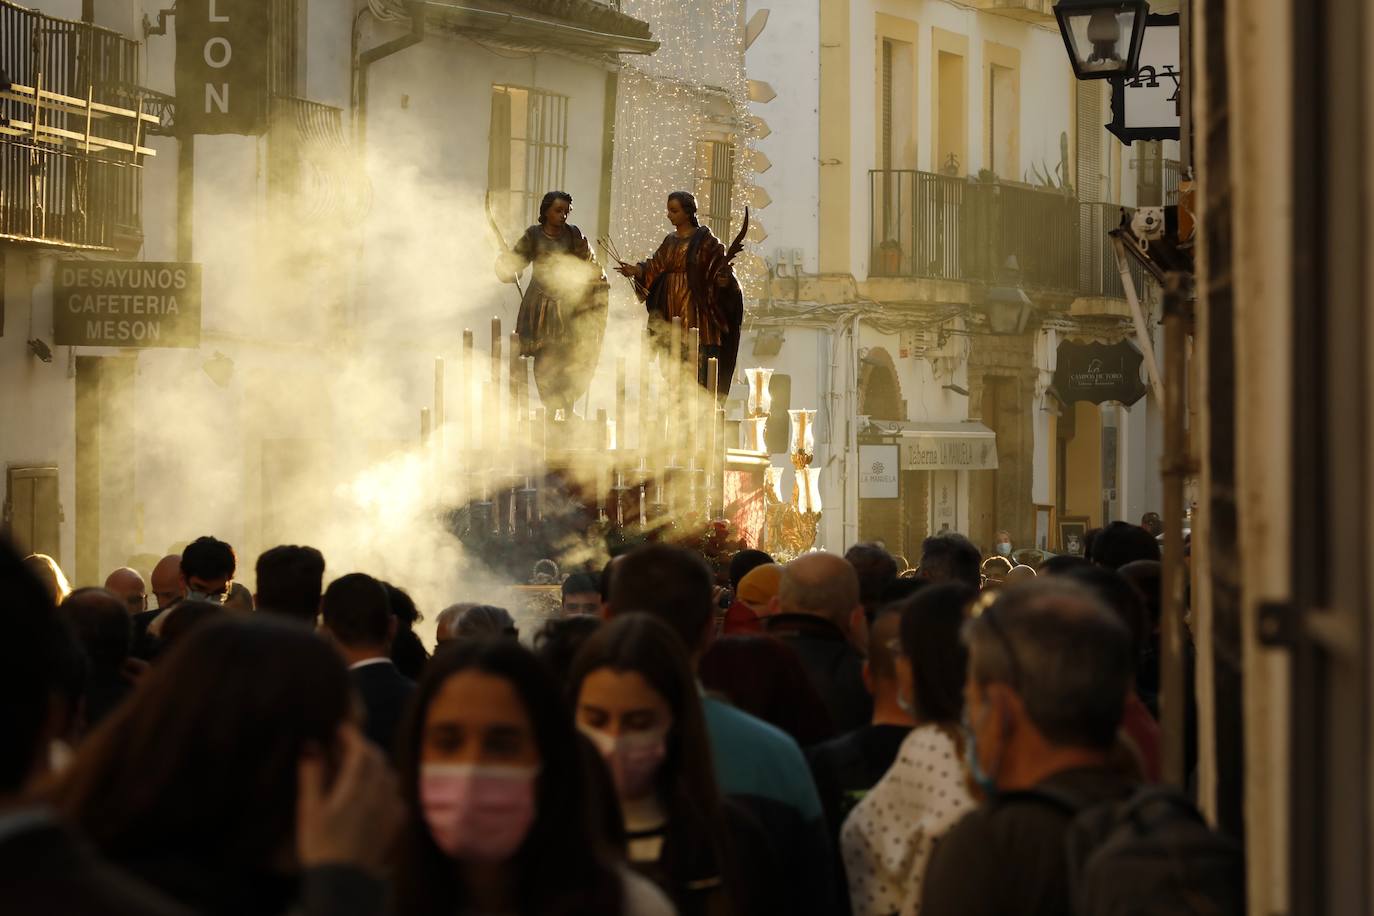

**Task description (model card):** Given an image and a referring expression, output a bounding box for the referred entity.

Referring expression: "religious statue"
[495,190,609,416]
[614,191,747,393]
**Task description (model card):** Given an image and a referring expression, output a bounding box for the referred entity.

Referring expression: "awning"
[861,420,999,471]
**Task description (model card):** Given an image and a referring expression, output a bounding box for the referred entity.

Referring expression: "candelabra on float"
[743,367,773,453]
[760,407,823,561]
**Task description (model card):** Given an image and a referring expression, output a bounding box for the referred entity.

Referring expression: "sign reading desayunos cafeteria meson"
[53,262,202,348]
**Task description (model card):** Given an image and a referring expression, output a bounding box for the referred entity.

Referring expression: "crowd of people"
[3,519,1241,915]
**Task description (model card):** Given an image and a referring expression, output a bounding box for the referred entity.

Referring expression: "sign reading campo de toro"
[54,261,203,348]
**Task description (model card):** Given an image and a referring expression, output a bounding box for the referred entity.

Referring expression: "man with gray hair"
[451,604,518,641]
[920,578,1137,915]
[432,603,474,646]
[764,552,872,733]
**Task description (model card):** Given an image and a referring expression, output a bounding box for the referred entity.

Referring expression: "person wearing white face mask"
[147,536,235,639]
[394,638,675,916]
[993,530,1014,559]
[570,613,780,916]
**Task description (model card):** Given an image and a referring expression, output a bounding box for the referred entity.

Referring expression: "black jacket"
[0,811,191,916]
[806,724,913,916]
[350,660,416,758]
[807,723,912,841]
[131,606,168,661]
[763,614,873,735]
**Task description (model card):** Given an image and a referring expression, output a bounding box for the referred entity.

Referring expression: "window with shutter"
[694,138,736,239]
[881,39,894,171]
[4,466,61,561]
[488,85,570,233]
[1075,80,1104,201]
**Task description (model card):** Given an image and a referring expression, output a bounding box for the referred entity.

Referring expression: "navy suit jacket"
[350,660,416,758]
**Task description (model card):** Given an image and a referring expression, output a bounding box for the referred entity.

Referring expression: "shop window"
[488,85,570,233]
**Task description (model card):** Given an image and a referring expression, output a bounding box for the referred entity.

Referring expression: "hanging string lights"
[608,0,760,297]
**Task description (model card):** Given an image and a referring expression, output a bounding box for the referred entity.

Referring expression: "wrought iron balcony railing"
[0,1,152,251]
[870,169,1145,302]
[266,95,369,224]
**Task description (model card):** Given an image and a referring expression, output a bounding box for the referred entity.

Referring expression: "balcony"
[267,96,369,224]
[0,1,150,251]
[870,170,1145,302]
[963,0,1056,22]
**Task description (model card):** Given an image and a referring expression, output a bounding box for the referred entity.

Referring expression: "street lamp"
[1053,0,1150,80]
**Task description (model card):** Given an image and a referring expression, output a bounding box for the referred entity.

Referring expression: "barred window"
[488,85,569,231]
[694,137,735,239]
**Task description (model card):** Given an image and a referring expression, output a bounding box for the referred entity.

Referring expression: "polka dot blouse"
[839,724,975,916]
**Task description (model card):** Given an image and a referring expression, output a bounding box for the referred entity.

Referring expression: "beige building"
[740,0,1174,559]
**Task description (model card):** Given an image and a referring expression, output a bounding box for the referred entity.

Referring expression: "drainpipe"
[357,1,426,148]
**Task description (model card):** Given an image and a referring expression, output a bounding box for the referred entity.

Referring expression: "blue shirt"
[701,694,824,821]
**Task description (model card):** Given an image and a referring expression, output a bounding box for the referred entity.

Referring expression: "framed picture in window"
[1058,516,1090,557]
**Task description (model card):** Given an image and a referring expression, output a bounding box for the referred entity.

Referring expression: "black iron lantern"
[1054,0,1150,80]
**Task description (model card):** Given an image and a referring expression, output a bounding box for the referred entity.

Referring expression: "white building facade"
[0,0,704,599]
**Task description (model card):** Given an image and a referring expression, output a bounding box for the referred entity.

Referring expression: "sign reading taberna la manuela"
[53,261,203,348]
[1052,339,1148,407]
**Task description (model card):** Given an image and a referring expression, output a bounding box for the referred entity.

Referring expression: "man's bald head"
[150,555,185,610]
[778,552,861,628]
[103,567,147,615]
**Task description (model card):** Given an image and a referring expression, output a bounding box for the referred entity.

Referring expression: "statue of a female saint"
[614,191,746,394]
[496,191,609,416]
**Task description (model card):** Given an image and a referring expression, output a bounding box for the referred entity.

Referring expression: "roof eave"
[422,0,659,56]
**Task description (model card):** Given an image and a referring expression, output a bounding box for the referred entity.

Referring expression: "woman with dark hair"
[533,614,604,690]
[570,613,776,916]
[381,582,430,680]
[52,617,402,916]
[615,191,746,391]
[495,190,609,416]
[395,638,672,916]
[699,635,836,747]
[839,584,977,916]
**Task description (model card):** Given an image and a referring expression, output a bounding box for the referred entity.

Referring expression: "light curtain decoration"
[609,0,761,306]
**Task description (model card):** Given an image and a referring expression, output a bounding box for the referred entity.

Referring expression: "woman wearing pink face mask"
[394,639,674,916]
[569,614,779,916]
